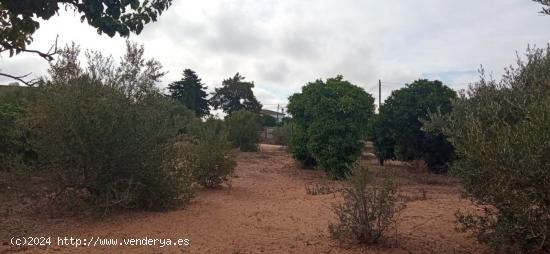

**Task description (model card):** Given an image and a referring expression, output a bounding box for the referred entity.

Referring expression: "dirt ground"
[1,144,487,253]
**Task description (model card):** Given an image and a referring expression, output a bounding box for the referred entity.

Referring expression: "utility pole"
[378,79,382,111]
[277,104,280,121]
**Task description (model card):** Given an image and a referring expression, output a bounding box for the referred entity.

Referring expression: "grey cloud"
[255,59,291,84]
[278,27,323,60]
[2,0,550,106]
[0,55,49,84]
[204,13,270,55]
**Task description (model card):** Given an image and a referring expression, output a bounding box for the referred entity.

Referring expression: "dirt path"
[1,145,485,253]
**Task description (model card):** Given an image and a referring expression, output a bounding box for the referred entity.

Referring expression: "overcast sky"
[2,0,550,111]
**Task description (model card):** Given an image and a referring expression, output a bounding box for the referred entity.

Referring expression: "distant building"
[260,108,284,122]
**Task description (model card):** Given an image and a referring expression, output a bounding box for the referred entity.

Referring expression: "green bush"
[329,164,400,244]
[289,124,316,168]
[373,79,456,172]
[272,122,293,146]
[23,77,196,212]
[307,119,366,178]
[0,86,37,171]
[189,117,236,188]
[370,115,395,166]
[225,110,262,152]
[0,86,41,196]
[0,103,24,168]
[446,47,550,252]
[287,75,375,178]
[0,102,26,194]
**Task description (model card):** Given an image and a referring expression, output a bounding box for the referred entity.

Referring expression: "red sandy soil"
[1,144,487,254]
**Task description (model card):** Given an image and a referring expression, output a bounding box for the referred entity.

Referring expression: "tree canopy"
[0,0,172,59]
[209,73,262,115]
[373,79,456,172]
[534,0,550,14]
[168,69,210,118]
[447,46,550,252]
[46,41,164,101]
[288,75,375,178]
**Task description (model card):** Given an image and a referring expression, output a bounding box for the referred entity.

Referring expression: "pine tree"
[168,69,210,117]
[209,73,262,115]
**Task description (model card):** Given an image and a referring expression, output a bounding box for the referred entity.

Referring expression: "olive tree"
[446,47,550,252]
[24,77,196,212]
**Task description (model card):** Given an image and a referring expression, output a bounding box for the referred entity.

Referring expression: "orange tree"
[373,79,456,172]
[287,75,375,179]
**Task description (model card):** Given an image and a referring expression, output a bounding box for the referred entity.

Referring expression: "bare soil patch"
[1,144,486,253]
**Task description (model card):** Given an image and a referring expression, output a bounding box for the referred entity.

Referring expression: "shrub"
[287,75,375,178]
[0,101,26,194]
[446,47,550,252]
[0,87,39,196]
[272,122,293,146]
[0,102,25,169]
[189,117,236,188]
[0,86,37,171]
[329,164,400,244]
[373,79,456,172]
[289,124,316,168]
[307,119,367,178]
[23,77,196,212]
[225,110,262,152]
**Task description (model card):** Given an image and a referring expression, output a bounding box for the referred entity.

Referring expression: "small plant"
[329,164,400,244]
[304,183,339,196]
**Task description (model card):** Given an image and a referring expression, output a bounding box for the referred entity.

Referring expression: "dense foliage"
[188,117,236,188]
[0,87,23,167]
[1,42,239,213]
[168,69,210,118]
[373,80,456,172]
[0,86,37,171]
[287,75,375,179]
[0,0,171,58]
[23,77,196,212]
[210,73,262,115]
[370,115,395,166]
[447,47,550,252]
[225,110,262,152]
